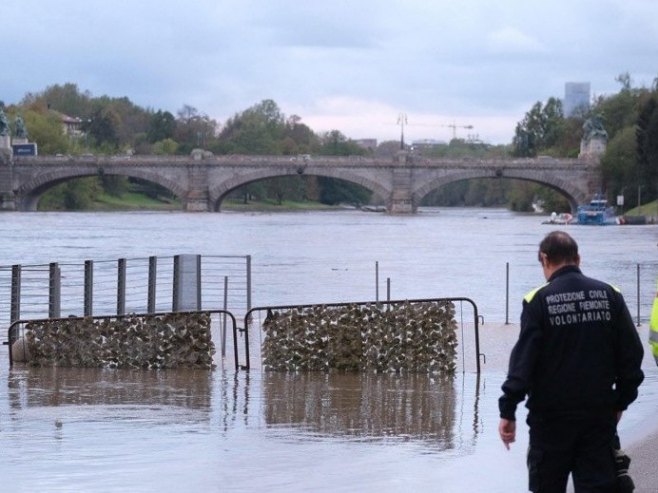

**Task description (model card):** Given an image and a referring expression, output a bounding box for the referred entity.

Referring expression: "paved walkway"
[626,430,657,492]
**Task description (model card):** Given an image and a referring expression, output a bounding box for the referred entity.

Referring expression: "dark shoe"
[614,447,634,493]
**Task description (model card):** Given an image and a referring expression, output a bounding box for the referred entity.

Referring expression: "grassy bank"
[221,198,347,212]
[51,194,348,212]
[90,191,179,211]
[624,199,658,217]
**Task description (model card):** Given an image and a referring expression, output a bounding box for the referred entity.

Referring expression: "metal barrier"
[0,255,252,334]
[242,297,482,373]
[5,309,245,370]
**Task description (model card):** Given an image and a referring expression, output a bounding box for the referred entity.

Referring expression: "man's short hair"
[539,231,579,265]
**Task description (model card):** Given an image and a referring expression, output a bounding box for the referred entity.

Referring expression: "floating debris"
[262,301,458,374]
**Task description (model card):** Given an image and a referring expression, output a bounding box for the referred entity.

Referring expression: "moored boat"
[542,212,574,225]
[576,195,617,225]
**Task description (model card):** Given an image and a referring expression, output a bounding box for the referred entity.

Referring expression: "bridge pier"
[183,197,210,212]
[388,151,416,214]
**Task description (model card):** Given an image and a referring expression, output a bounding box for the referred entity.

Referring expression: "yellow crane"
[441,122,474,140]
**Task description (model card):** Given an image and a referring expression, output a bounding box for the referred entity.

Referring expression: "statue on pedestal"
[14,114,28,139]
[582,115,608,143]
[579,114,608,160]
[0,108,9,136]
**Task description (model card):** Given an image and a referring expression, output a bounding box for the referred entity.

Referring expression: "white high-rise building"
[564,82,591,117]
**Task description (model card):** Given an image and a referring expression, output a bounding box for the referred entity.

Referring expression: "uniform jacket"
[499,265,644,421]
[650,280,658,365]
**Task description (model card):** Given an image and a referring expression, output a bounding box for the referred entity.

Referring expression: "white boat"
[542,212,574,225]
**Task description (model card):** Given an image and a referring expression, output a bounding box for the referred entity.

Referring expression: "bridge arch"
[208,166,390,211]
[413,168,590,213]
[16,167,186,211]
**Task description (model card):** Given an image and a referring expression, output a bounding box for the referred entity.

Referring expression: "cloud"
[486,28,547,55]
[3,0,658,146]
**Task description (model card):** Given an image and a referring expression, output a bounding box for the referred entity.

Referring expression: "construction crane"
[441,122,474,140]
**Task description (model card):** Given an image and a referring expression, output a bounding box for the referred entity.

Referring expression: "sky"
[3,0,657,145]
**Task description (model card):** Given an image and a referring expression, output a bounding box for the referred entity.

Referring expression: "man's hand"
[499,418,516,450]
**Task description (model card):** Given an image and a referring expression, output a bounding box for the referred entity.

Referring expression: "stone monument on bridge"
[0,107,10,151]
[579,115,607,161]
[0,108,16,210]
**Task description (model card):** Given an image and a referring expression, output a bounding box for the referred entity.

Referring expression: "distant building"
[411,139,447,149]
[563,82,590,117]
[354,138,377,151]
[48,110,84,137]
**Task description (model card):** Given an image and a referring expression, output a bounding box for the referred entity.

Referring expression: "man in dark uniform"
[498,231,644,492]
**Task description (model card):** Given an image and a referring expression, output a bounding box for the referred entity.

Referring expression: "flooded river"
[1,208,657,492]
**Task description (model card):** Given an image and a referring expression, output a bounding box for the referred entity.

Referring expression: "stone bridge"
[0,151,602,213]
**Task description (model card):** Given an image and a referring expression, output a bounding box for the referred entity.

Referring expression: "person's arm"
[498,297,543,444]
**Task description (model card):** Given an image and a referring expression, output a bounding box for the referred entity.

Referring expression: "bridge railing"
[12,153,592,168]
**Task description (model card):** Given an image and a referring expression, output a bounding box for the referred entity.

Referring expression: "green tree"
[636,95,658,202]
[147,110,177,143]
[601,126,637,202]
[318,130,365,156]
[512,98,565,157]
[85,106,121,149]
[152,138,179,155]
[318,177,371,206]
[21,82,92,117]
[100,174,130,197]
[21,109,69,155]
[217,99,284,154]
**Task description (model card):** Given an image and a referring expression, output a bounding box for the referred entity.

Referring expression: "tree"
[175,104,218,153]
[318,130,365,156]
[601,126,637,201]
[85,106,121,149]
[217,99,285,154]
[147,110,176,143]
[512,98,566,157]
[21,109,69,155]
[152,138,179,155]
[636,96,658,202]
[318,177,371,206]
[21,83,92,117]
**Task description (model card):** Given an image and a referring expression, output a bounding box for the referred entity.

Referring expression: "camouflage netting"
[20,312,215,369]
[262,301,458,374]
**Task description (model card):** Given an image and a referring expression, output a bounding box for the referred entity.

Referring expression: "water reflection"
[261,371,481,452]
[6,365,213,410]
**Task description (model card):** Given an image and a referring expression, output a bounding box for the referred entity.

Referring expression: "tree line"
[510,73,658,212]
[1,75,656,211]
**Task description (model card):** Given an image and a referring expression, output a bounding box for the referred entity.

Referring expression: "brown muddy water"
[1,209,657,492]
[2,323,657,493]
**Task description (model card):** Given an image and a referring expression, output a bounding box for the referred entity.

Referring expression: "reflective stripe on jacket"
[650,281,658,365]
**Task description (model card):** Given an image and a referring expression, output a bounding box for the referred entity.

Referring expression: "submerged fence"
[243,297,482,373]
[0,255,252,341]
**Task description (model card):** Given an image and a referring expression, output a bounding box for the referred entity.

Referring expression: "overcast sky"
[3,0,657,145]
